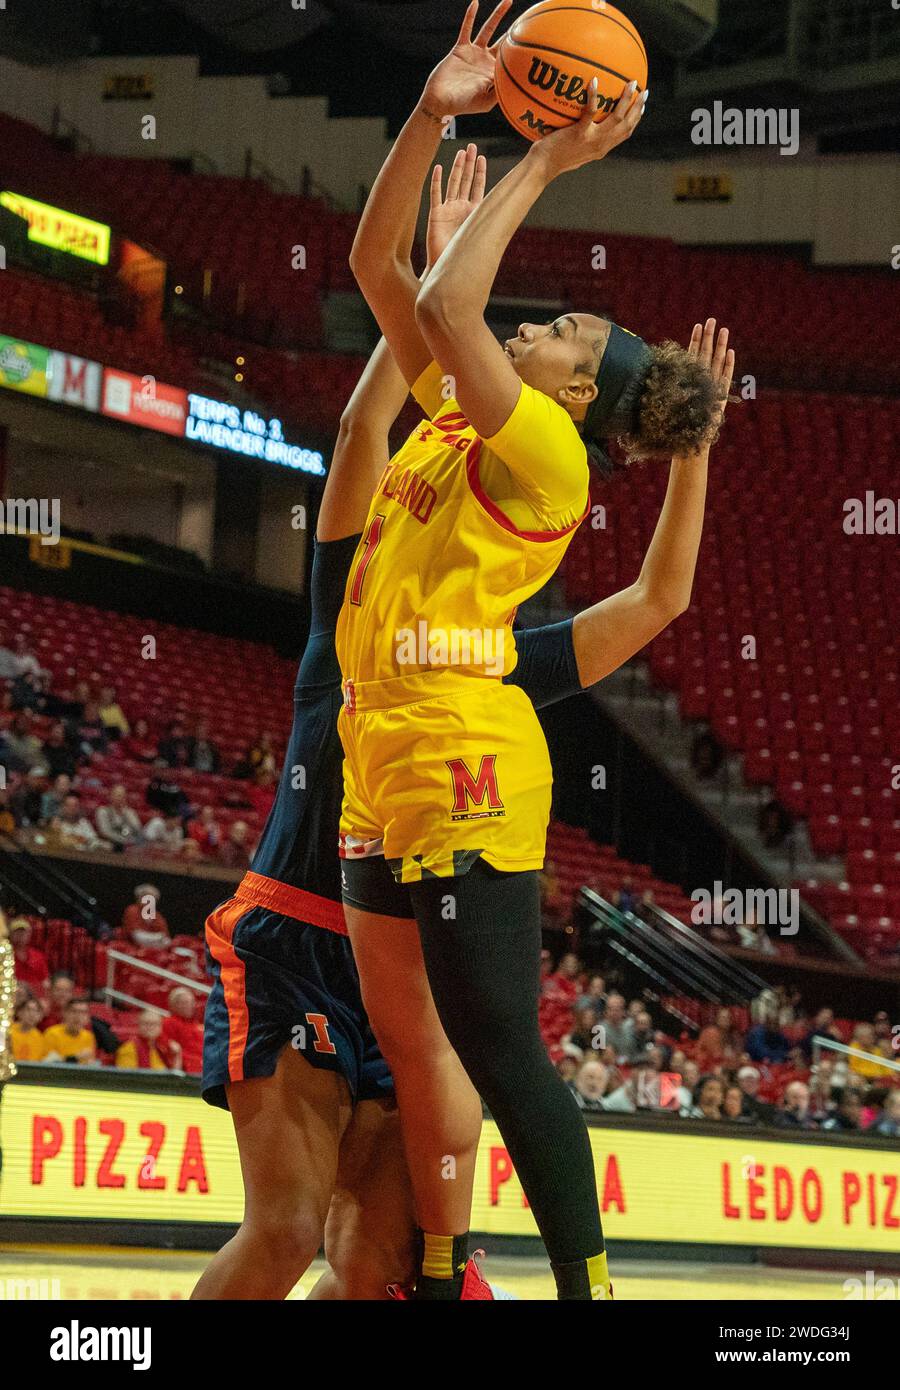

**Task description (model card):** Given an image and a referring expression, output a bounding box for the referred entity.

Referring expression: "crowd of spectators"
[539,953,900,1139]
[0,635,281,871]
[7,908,204,1074]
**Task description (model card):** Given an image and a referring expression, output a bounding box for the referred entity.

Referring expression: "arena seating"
[546,821,695,923]
[1,109,898,424]
[564,388,900,963]
[0,584,296,833]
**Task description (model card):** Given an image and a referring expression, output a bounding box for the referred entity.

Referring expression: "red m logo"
[446,754,503,815]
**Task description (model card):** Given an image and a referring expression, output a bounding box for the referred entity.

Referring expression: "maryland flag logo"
[446,754,505,822]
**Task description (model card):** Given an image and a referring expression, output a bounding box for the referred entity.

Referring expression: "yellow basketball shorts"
[338,672,552,883]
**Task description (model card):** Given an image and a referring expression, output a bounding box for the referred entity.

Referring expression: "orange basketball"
[495,0,648,143]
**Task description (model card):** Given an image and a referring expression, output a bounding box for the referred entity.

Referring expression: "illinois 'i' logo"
[446,754,505,821]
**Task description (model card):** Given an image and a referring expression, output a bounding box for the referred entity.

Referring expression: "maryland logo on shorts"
[446,754,506,822]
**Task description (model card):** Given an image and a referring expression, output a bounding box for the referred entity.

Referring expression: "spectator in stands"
[873,1011,896,1060]
[807,1055,839,1122]
[97,685,130,740]
[115,1010,168,1070]
[722,1083,751,1124]
[68,699,109,760]
[158,986,204,1074]
[695,1006,744,1071]
[847,1022,894,1080]
[10,768,45,827]
[576,973,606,1015]
[758,798,793,851]
[871,1091,900,1139]
[11,669,57,717]
[157,720,192,769]
[601,1068,639,1114]
[145,775,191,819]
[1,712,44,774]
[612,878,637,915]
[41,998,97,1064]
[186,718,221,774]
[244,767,277,821]
[736,1065,775,1124]
[187,805,222,858]
[683,1074,724,1121]
[625,1008,656,1064]
[673,1058,700,1112]
[234,731,277,780]
[773,1080,817,1130]
[121,884,171,948]
[567,1058,610,1112]
[143,811,185,854]
[745,1009,791,1063]
[49,793,108,852]
[798,1006,844,1062]
[690,726,723,781]
[41,723,78,780]
[0,634,47,682]
[736,918,778,956]
[633,888,656,921]
[564,1003,599,1055]
[218,819,252,869]
[821,1089,862,1133]
[120,717,159,764]
[39,772,73,825]
[95,784,144,852]
[0,788,15,834]
[10,995,45,1061]
[41,971,75,1028]
[8,918,49,993]
[599,992,632,1061]
[552,1049,580,1083]
[542,952,581,1008]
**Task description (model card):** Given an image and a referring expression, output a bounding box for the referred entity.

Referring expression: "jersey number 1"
[349,513,384,606]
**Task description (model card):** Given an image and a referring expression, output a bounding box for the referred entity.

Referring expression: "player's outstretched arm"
[319,148,491,542]
[416,77,645,440]
[571,321,734,686]
[348,0,509,389]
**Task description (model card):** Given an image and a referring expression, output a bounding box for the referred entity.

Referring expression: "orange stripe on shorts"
[205,898,251,1084]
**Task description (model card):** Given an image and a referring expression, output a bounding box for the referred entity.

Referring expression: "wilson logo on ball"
[495,0,647,143]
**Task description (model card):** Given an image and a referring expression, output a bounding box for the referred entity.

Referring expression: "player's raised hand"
[530,77,647,177]
[426,143,488,266]
[421,1,512,118]
[688,318,735,430]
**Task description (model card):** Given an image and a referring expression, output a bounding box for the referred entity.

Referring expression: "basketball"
[495,0,648,142]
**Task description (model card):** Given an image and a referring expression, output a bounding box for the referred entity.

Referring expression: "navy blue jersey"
[250,534,581,899]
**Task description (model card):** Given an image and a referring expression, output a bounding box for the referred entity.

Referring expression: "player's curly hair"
[624,340,725,462]
[585,340,726,478]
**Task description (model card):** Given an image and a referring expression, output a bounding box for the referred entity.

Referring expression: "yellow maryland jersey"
[335,361,590,686]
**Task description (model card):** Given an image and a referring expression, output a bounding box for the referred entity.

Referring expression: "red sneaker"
[460,1252,494,1301]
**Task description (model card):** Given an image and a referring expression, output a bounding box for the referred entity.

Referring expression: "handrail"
[0,831,107,935]
[104,947,210,1008]
[811,1037,900,1074]
[581,890,725,1002]
[643,900,767,999]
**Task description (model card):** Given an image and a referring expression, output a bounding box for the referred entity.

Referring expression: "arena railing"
[103,947,210,1017]
[810,1036,900,1080]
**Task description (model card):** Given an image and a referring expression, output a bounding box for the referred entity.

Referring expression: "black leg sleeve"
[408,861,604,1266]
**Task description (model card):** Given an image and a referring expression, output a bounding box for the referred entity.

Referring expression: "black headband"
[583,321,652,443]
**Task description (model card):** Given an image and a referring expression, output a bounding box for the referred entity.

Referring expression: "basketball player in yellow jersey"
[339,2,729,1300]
